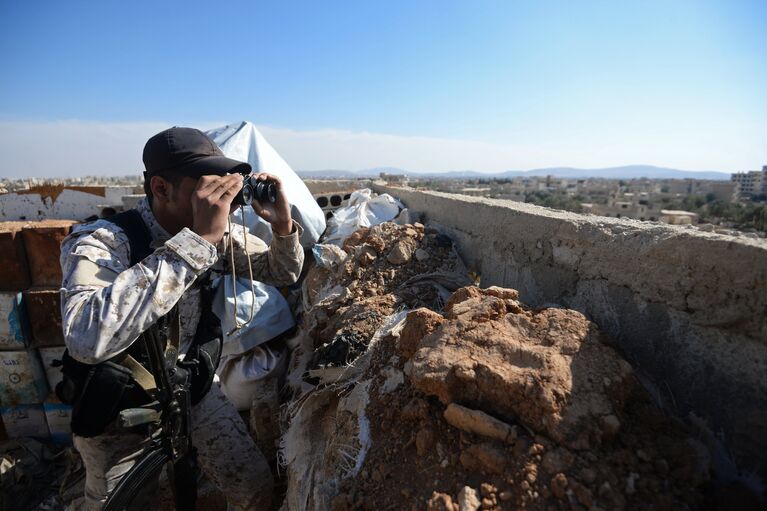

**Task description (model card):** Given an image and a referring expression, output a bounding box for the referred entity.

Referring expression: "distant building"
[705,181,739,201]
[380,172,408,184]
[459,187,492,196]
[592,192,663,221]
[731,166,767,198]
[660,210,699,225]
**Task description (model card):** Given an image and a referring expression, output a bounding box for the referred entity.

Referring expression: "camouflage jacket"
[59,198,304,364]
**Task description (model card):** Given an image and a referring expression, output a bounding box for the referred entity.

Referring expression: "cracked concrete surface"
[374,185,767,478]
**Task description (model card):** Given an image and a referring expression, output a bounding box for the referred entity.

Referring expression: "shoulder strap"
[104,209,153,266]
[102,209,163,388]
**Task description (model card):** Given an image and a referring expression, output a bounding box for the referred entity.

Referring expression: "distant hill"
[498,165,730,180]
[297,167,408,179]
[297,165,731,180]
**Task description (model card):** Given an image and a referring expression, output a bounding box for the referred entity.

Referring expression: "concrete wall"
[374,185,767,477]
[304,179,371,195]
[0,186,134,221]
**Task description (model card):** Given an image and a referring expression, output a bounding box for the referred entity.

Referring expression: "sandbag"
[323,189,403,246]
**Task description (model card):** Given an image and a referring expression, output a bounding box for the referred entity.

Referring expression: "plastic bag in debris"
[206,121,325,247]
[217,342,288,411]
[323,188,404,246]
[282,312,408,510]
[212,276,295,358]
[311,243,348,269]
[212,276,295,409]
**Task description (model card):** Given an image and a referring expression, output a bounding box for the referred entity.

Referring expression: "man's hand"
[192,174,243,244]
[250,172,293,236]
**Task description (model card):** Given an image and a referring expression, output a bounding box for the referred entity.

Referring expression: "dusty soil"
[295,222,471,379]
[329,287,709,510]
[284,221,718,510]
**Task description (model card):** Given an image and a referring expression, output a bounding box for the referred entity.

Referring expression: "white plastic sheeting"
[206,121,325,248]
[311,244,348,269]
[212,276,295,359]
[323,189,403,246]
[282,312,409,510]
[205,121,318,404]
[212,275,295,410]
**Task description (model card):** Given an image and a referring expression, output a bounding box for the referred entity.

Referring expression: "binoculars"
[232,176,277,206]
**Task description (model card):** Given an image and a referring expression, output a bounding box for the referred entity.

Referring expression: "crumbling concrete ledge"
[374,185,767,478]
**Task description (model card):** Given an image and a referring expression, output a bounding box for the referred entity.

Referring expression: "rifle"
[103,321,197,510]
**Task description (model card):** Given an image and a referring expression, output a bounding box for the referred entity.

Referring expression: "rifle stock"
[102,321,198,510]
[102,443,170,511]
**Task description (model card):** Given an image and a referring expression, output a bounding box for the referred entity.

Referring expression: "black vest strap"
[105,209,153,265]
[105,208,222,404]
[56,208,222,436]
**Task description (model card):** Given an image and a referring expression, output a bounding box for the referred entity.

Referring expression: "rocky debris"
[457,486,481,511]
[386,238,416,265]
[427,492,454,511]
[550,472,568,499]
[415,427,436,457]
[443,404,517,444]
[398,308,444,359]
[283,222,713,510]
[292,221,471,389]
[460,443,507,474]
[406,286,636,450]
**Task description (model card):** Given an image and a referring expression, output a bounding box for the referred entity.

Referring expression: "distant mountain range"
[297,165,732,180]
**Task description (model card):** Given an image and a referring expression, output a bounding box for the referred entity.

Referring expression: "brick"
[0,222,32,291]
[21,221,75,287]
[0,350,49,405]
[22,288,65,347]
[0,292,30,350]
[38,346,66,392]
[43,401,72,443]
[0,404,49,438]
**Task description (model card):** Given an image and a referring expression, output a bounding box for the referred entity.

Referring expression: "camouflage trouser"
[72,382,273,510]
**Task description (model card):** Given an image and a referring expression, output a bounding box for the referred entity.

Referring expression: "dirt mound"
[327,287,707,510]
[282,222,710,510]
[289,222,472,386]
[406,285,636,450]
[282,215,708,511]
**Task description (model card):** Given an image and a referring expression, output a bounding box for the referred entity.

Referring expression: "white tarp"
[323,189,403,246]
[205,121,319,403]
[212,275,295,410]
[212,276,296,359]
[206,121,325,247]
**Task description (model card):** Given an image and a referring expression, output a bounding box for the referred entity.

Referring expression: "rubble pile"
[282,222,710,510]
[288,222,472,387]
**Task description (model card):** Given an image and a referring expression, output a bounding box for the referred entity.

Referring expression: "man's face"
[160,174,243,232]
[163,175,198,230]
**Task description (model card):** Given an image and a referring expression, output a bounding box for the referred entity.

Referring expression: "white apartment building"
[731,166,767,197]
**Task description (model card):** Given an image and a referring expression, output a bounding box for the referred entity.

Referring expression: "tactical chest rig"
[56,209,222,438]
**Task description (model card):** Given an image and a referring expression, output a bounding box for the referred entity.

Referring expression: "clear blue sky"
[0,0,765,175]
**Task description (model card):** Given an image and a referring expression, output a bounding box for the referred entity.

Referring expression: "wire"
[227,215,240,335]
[225,207,259,336]
[241,209,258,323]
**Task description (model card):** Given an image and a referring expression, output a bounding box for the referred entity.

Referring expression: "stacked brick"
[0,220,76,443]
[314,192,352,220]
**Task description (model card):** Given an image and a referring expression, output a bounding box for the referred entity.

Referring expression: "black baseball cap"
[142,127,251,178]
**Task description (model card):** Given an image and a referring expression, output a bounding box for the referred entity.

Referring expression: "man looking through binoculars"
[58,127,304,509]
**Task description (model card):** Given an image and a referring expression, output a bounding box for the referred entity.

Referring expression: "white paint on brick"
[0,187,134,221]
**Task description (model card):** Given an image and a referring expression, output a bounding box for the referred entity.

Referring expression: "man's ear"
[150,175,172,204]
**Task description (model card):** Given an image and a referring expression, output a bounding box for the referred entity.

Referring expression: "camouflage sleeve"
[60,223,218,364]
[223,220,305,287]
